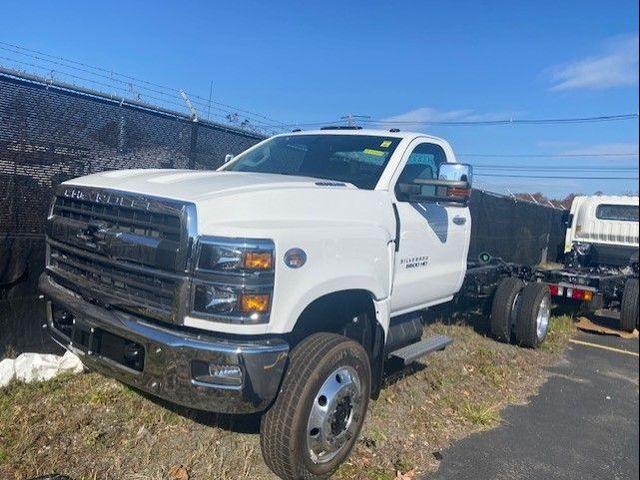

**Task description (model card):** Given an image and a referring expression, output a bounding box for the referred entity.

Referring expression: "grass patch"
[458,401,501,427]
[541,314,575,353]
[473,347,506,388]
[337,463,395,480]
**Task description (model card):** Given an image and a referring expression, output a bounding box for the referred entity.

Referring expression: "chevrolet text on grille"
[63,187,151,210]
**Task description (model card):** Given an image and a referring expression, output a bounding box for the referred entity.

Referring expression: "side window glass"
[395,143,446,201]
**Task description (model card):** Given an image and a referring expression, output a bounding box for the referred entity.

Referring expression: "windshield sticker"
[363,148,385,157]
[380,140,392,148]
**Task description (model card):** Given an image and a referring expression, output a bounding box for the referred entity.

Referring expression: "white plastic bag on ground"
[0,358,16,388]
[58,350,84,374]
[15,353,63,382]
[1,351,84,387]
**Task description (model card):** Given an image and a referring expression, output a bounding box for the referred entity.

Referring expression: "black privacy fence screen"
[0,69,566,354]
[468,190,566,267]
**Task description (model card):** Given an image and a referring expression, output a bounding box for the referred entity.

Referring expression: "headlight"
[197,238,273,272]
[191,237,274,324]
[193,284,271,316]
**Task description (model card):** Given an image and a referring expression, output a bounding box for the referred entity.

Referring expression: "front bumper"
[39,273,289,414]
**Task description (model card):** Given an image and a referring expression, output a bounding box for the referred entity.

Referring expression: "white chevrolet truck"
[40,128,552,479]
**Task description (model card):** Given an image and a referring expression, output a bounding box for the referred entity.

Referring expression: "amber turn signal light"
[242,252,273,270]
[447,187,471,199]
[240,293,270,313]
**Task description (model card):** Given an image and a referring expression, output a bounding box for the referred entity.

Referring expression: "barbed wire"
[0,42,290,133]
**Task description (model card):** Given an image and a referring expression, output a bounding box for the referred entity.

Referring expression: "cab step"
[389,334,453,365]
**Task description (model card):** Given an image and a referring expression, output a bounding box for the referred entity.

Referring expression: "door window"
[395,143,447,201]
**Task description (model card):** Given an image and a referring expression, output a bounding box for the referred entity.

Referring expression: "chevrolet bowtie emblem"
[76,221,108,244]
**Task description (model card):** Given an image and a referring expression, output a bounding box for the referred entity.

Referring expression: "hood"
[63,169,392,238]
[64,169,357,203]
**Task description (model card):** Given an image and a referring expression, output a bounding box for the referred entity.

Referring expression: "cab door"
[389,140,471,315]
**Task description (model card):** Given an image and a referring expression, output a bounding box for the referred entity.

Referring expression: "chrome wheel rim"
[536,295,551,340]
[306,366,364,464]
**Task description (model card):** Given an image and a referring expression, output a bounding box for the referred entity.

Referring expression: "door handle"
[452,216,467,225]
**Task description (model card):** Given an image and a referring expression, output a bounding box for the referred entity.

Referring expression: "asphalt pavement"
[428,331,639,480]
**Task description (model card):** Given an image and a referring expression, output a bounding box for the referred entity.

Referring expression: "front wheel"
[260,333,371,480]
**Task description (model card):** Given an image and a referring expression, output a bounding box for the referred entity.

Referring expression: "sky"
[1,0,638,199]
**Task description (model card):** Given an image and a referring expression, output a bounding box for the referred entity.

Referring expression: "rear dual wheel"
[514,282,552,348]
[620,278,639,333]
[490,277,524,342]
[490,279,551,348]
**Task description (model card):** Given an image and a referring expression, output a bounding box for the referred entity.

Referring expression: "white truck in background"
[40,128,553,479]
[544,195,639,332]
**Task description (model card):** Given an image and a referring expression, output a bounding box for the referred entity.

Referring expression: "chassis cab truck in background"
[543,195,639,332]
[40,129,551,479]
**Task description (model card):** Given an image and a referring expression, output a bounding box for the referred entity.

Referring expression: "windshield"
[223,134,402,189]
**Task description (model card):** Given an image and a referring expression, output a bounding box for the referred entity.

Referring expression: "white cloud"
[559,142,639,160]
[548,34,639,91]
[378,107,515,125]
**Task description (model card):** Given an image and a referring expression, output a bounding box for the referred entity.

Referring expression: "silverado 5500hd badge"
[401,255,429,269]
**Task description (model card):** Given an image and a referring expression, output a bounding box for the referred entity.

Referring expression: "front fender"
[267,226,393,334]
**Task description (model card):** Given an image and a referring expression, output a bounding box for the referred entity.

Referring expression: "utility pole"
[340,113,371,127]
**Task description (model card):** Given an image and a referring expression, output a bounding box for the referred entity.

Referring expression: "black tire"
[260,333,371,480]
[620,278,639,333]
[514,283,552,348]
[490,277,525,343]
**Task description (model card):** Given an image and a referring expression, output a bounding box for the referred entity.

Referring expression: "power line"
[0,41,289,129]
[0,56,282,133]
[2,41,639,133]
[476,173,638,180]
[340,113,371,126]
[263,113,639,129]
[472,166,638,171]
[460,152,639,158]
[362,113,639,126]
[0,42,285,127]
[0,51,277,129]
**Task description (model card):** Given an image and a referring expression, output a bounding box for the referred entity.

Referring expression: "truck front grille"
[46,186,197,324]
[53,195,182,242]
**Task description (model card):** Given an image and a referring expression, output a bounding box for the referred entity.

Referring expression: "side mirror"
[399,163,473,205]
[562,212,574,228]
[224,154,235,164]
